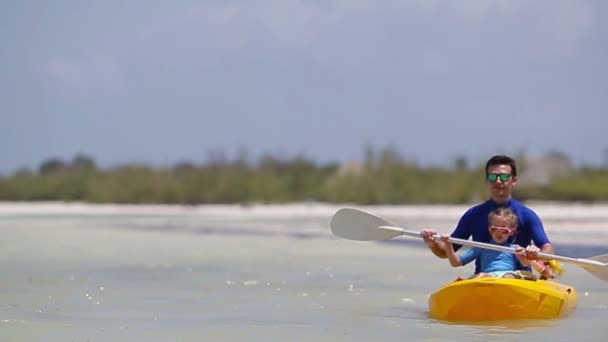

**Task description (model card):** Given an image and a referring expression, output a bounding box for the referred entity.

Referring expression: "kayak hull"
[428,278,577,321]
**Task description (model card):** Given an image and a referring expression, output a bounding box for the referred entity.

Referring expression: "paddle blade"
[330,208,401,241]
[589,254,608,264]
[584,254,608,282]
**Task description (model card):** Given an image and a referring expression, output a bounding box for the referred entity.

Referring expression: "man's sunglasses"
[487,173,512,183]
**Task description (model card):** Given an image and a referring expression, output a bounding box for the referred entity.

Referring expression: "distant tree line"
[0,148,607,204]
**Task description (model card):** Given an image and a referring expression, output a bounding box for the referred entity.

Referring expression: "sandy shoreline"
[1,201,607,246]
[2,200,608,217]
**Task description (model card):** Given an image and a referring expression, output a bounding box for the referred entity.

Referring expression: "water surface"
[1,212,607,341]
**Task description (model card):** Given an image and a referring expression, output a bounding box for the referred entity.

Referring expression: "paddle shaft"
[379,225,608,268]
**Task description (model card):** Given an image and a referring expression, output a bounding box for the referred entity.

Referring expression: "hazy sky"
[2,1,607,173]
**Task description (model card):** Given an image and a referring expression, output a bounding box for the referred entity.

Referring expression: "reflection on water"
[439,318,558,330]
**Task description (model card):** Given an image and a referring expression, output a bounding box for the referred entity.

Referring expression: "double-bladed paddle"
[330,207,608,283]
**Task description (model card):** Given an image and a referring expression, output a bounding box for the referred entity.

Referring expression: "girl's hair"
[488,207,519,228]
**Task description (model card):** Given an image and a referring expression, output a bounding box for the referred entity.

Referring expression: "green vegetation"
[1,150,607,204]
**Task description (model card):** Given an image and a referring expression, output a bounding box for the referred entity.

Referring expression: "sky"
[1,1,607,173]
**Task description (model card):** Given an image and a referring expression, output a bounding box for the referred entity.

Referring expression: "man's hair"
[488,207,519,229]
[485,154,517,177]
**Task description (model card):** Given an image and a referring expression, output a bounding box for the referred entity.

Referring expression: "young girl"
[439,207,532,279]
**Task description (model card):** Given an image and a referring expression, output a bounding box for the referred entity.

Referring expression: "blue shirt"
[459,241,524,273]
[451,198,550,273]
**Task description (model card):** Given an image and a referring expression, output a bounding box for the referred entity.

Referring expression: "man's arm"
[421,229,447,258]
[426,237,448,258]
[540,242,554,254]
[422,209,473,258]
[449,209,474,253]
[527,207,554,257]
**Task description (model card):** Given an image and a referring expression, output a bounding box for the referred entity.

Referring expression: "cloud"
[42,1,599,105]
[178,0,595,59]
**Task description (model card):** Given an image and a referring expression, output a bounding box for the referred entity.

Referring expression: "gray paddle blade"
[584,254,608,282]
[589,254,608,264]
[330,208,401,241]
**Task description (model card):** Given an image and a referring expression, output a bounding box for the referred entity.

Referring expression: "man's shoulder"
[509,198,536,214]
[509,199,543,226]
[509,198,527,207]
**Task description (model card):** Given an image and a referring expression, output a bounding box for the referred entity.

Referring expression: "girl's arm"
[514,245,531,266]
[439,234,462,267]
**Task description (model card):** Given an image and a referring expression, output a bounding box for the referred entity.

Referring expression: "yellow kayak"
[428,278,577,321]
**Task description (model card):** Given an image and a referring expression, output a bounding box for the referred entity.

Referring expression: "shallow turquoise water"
[0,214,607,341]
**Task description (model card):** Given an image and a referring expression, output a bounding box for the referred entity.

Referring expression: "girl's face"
[489,216,516,243]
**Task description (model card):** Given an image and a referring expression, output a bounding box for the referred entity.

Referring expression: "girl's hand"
[525,245,541,260]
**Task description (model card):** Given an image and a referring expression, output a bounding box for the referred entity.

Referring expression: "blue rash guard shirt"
[451,198,550,273]
[458,241,524,273]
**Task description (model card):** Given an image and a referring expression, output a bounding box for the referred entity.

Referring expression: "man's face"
[486,164,516,200]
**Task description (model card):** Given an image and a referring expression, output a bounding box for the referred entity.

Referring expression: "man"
[421,154,554,275]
